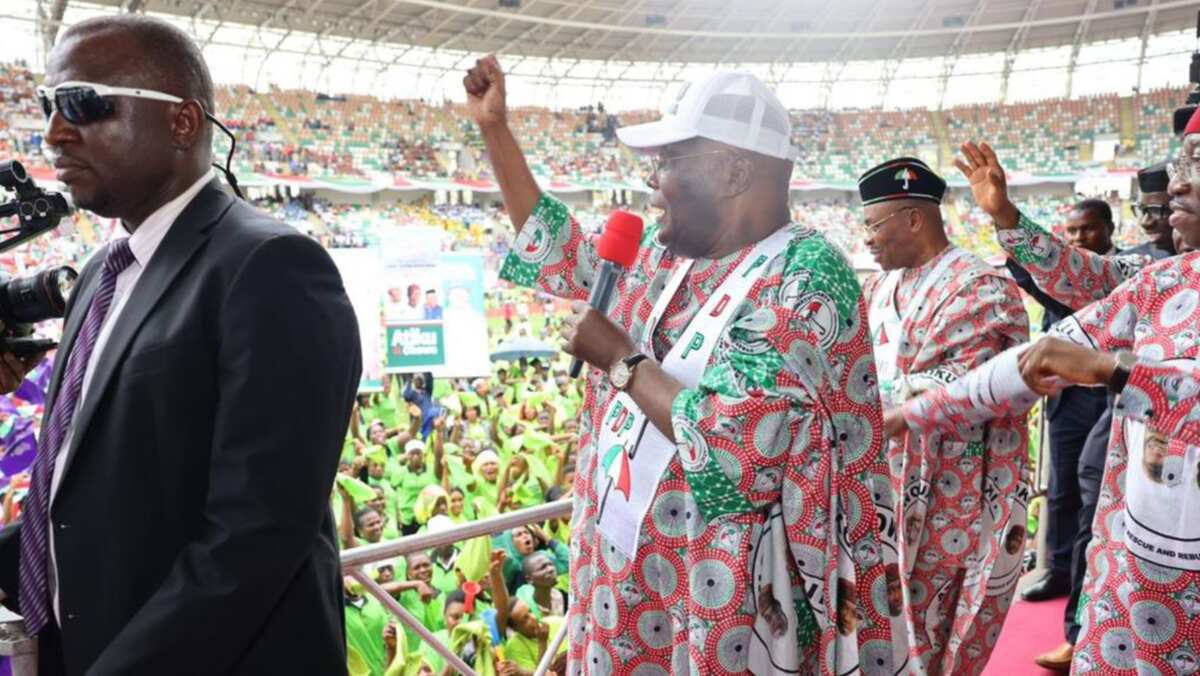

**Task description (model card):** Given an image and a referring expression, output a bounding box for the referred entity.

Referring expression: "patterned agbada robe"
[905,215,1200,675]
[861,246,1030,676]
[500,194,907,675]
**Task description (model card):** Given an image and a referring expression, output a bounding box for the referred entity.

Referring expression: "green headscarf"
[471,450,501,515]
[413,484,449,526]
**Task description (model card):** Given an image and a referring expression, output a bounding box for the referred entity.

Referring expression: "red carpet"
[982,596,1070,676]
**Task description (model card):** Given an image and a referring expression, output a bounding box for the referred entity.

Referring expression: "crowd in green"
[336,349,581,676]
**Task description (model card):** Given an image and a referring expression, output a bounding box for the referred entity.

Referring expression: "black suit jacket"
[0,180,361,675]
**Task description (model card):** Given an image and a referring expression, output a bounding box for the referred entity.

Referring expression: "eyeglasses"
[1167,156,1200,184]
[37,79,248,200]
[1132,204,1172,219]
[860,207,916,236]
[36,80,185,125]
[648,150,733,177]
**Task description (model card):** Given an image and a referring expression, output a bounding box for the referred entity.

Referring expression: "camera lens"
[0,161,28,190]
[0,266,78,325]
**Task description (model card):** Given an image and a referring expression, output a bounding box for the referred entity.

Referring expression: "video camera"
[1173,10,1200,135]
[0,160,78,356]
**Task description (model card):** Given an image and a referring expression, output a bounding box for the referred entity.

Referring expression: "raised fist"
[463,55,508,130]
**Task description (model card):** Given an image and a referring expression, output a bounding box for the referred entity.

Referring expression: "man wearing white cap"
[463,56,905,675]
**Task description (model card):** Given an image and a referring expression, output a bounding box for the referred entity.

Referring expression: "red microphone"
[569,211,644,377]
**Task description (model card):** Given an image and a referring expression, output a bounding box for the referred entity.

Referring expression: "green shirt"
[419,628,450,675]
[367,477,400,524]
[398,588,444,654]
[341,434,359,464]
[394,464,438,525]
[505,615,566,671]
[367,390,402,430]
[345,595,390,676]
[431,551,460,596]
[515,584,567,618]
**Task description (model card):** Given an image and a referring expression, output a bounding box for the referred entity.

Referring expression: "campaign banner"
[379,228,490,378]
[386,323,445,369]
[437,253,491,378]
[328,248,385,392]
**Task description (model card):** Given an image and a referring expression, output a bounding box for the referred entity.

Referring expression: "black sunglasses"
[36,80,247,200]
[1132,204,1172,219]
[37,81,185,125]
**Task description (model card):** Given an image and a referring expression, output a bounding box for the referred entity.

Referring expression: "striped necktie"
[19,238,135,634]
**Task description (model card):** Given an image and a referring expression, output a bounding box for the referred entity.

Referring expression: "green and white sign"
[386,323,446,369]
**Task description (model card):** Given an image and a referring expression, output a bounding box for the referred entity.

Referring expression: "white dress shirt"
[46,169,214,622]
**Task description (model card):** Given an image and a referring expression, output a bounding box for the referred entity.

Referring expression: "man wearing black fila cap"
[1131,163,1177,259]
[859,158,1030,674]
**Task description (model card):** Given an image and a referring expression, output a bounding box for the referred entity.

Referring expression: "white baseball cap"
[617,71,797,162]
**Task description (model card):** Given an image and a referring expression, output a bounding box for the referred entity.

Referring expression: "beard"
[664,181,723,259]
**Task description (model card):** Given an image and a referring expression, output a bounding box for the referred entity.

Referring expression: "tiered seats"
[1135,85,1188,165]
[0,61,1189,186]
[944,95,1120,176]
[792,109,938,182]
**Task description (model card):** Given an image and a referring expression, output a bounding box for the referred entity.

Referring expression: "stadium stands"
[2,62,1189,184]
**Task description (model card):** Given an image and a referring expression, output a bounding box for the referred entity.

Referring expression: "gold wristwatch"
[609,353,649,391]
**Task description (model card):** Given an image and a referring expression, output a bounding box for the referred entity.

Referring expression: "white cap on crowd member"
[428,514,454,534]
[616,71,797,161]
[405,439,426,454]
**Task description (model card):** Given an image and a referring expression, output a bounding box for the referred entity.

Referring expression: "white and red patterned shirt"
[863,246,1030,676]
[500,194,907,674]
[902,225,1200,674]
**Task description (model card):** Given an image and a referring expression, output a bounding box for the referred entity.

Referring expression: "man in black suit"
[0,15,361,675]
[1004,199,1115,604]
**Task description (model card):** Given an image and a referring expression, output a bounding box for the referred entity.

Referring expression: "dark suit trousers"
[1045,388,1107,575]
[36,622,67,676]
[1065,405,1112,644]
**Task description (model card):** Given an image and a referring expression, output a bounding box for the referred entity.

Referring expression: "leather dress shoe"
[1034,642,1073,672]
[1022,570,1071,601]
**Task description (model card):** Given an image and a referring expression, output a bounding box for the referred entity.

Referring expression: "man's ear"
[724,154,754,197]
[907,207,924,234]
[171,99,207,150]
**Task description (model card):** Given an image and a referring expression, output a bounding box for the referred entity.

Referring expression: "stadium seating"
[1136,86,1186,166]
[0,58,1185,278]
[944,95,1121,176]
[1,59,1190,184]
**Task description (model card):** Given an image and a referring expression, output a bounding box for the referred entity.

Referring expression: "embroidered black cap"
[858,157,947,207]
[1137,163,1169,194]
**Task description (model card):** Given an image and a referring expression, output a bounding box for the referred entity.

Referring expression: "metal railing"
[340,499,574,676]
[0,619,35,676]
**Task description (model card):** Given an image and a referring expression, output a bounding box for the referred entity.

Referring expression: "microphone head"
[596,210,644,268]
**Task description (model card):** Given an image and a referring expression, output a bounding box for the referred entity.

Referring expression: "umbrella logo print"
[894,168,918,191]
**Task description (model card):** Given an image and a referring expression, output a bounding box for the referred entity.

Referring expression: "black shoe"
[1022,570,1071,601]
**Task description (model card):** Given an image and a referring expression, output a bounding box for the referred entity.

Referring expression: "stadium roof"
[88,0,1199,65]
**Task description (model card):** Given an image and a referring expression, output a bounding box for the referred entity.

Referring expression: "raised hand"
[464,55,508,130]
[954,141,1019,228]
[489,548,507,578]
[416,580,437,603]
